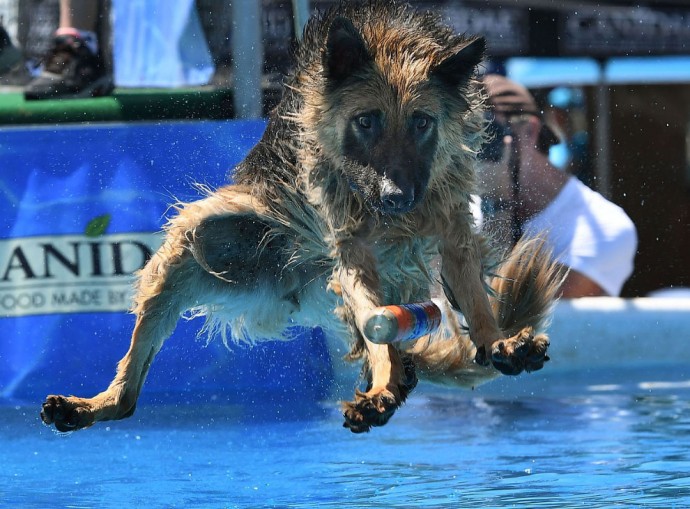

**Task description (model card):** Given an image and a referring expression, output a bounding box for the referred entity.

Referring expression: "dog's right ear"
[323,17,371,85]
[430,37,486,91]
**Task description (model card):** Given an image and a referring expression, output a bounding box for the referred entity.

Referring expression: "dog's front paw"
[489,327,550,376]
[40,395,95,433]
[342,354,417,433]
[342,388,400,433]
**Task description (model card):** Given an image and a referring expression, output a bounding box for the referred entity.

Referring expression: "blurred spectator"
[478,74,638,298]
[545,86,592,185]
[0,16,29,86]
[24,0,112,100]
[111,0,214,88]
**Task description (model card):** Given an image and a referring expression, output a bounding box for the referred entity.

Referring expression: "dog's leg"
[41,189,302,432]
[440,232,502,356]
[40,236,197,432]
[439,232,548,376]
[336,239,416,433]
[486,237,563,375]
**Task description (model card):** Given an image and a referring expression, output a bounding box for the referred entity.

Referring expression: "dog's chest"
[370,229,438,303]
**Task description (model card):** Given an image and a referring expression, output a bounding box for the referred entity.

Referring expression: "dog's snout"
[382,192,413,212]
[380,179,414,213]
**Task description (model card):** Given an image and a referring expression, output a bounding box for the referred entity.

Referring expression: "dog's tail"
[490,236,566,338]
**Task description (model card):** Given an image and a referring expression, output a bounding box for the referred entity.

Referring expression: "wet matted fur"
[41,1,565,434]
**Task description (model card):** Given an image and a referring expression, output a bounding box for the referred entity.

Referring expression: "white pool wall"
[548,297,690,369]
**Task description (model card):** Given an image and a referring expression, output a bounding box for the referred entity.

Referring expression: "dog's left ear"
[323,16,371,84]
[430,37,485,89]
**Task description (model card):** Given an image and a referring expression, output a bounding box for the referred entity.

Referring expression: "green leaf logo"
[85,214,111,237]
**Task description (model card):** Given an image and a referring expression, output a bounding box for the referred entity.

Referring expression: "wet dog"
[41,1,563,433]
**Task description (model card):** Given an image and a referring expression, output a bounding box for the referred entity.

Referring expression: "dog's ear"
[323,16,371,84]
[430,37,485,90]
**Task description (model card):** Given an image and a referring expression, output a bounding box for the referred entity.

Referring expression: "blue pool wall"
[0,121,332,403]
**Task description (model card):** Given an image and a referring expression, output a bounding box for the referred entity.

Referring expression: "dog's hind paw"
[40,395,95,433]
[488,327,550,376]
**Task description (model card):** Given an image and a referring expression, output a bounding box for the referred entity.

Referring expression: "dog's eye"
[358,115,373,129]
[415,115,432,131]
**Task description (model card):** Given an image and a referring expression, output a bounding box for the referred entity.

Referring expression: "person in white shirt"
[477,74,637,297]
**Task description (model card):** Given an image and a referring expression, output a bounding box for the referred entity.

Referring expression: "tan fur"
[41,2,564,434]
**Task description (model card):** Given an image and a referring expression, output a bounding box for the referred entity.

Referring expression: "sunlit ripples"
[3,364,689,508]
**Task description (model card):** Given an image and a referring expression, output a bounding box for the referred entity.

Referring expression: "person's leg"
[59,0,99,30]
[55,0,99,55]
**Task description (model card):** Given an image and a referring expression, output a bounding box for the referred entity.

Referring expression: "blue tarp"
[0,120,334,403]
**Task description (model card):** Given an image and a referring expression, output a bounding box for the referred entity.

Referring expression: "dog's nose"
[382,193,413,212]
[380,180,414,213]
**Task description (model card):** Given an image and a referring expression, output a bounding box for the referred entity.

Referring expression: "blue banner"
[0,121,334,403]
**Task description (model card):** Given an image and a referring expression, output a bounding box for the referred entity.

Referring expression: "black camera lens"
[479,117,511,162]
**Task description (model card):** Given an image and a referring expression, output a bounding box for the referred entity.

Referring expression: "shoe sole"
[24,75,114,101]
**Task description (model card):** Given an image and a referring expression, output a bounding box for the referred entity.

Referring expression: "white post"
[231,2,264,119]
[292,0,310,40]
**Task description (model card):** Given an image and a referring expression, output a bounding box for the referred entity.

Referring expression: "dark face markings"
[340,109,438,214]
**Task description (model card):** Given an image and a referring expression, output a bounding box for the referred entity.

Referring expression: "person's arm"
[560,269,607,298]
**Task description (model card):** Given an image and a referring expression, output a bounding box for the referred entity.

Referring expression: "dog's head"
[311,11,485,215]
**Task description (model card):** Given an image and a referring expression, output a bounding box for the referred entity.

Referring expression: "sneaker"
[24,33,113,100]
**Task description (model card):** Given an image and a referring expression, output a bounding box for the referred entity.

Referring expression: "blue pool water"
[3,363,689,508]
